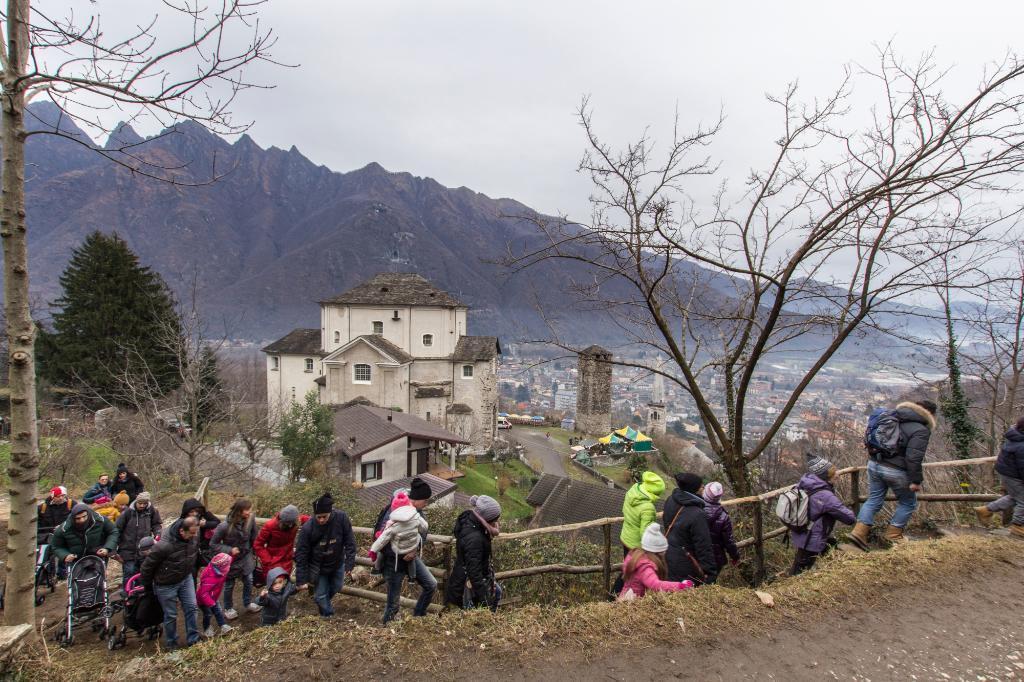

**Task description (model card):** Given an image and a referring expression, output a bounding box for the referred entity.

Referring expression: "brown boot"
[884,525,905,543]
[974,505,994,527]
[1010,524,1024,539]
[849,522,871,551]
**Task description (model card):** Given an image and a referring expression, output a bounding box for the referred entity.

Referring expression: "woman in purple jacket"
[789,453,856,576]
[702,482,740,573]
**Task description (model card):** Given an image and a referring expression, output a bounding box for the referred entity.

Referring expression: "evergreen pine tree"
[38,231,182,403]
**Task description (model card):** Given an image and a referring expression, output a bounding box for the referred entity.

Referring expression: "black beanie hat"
[409,477,432,501]
[674,472,703,495]
[313,493,334,515]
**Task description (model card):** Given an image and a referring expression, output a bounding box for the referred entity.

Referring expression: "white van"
[497,417,512,430]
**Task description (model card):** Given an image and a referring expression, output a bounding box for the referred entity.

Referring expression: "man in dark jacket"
[852,399,937,547]
[180,498,221,568]
[373,477,437,624]
[37,485,74,543]
[140,517,200,650]
[82,474,113,504]
[116,491,162,586]
[445,495,502,611]
[49,502,118,563]
[976,416,1024,537]
[662,473,717,584]
[110,463,145,502]
[294,494,355,617]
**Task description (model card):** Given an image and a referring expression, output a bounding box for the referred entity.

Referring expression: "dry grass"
[14,534,1023,681]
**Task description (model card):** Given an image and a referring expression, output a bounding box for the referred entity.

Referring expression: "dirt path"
[490,562,1024,682]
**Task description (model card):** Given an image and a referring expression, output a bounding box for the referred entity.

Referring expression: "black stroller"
[34,534,59,606]
[55,554,112,647]
[107,573,163,650]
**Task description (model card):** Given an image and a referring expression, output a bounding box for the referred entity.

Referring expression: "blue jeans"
[222,571,253,611]
[154,576,199,648]
[988,473,1024,525]
[857,460,919,528]
[314,566,345,617]
[201,603,226,629]
[382,557,437,624]
[122,560,138,588]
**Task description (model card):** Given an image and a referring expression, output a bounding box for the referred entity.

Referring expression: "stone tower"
[576,345,612,435]
[646,372,666,436]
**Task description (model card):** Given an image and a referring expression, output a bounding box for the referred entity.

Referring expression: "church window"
[422,334,433,347]
[354,364,372,383]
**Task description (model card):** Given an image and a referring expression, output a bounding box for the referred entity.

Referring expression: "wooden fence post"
[849,469,861,516]
[752,502,765,585]
[602,522,612,597]
[440,542,452,604]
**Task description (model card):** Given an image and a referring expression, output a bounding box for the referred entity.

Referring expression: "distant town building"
[576,345,612,435]
[262,273,501,448]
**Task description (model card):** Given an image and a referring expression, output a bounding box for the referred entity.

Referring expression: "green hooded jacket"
[620,471,665,549]
[49,502,119,561]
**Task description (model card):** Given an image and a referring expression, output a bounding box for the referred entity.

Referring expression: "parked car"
[497,417,512,430]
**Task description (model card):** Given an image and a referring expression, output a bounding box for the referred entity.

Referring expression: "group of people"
[31,398,1024,648]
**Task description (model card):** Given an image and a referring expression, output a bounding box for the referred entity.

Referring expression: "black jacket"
[445,510,497,610]
[662,488,717,584]
[878,402,935,485]
[996,427,1024,481]
[36,497,75,543]
[180,498,221,565]
[294,510,355,586]
[258,568,297,625]
[211,518,257,578]
[140,518,199,586]
[116,502,163,561]
[111,473,145,502]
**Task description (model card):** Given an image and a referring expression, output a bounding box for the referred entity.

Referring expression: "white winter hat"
[640,522,668,553]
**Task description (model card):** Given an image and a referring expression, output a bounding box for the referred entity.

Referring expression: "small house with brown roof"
[263,273,501,447]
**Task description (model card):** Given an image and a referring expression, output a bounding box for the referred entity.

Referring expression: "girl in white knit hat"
[618,523,694,600]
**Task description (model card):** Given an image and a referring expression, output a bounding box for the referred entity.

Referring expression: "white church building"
[262,273,501,447]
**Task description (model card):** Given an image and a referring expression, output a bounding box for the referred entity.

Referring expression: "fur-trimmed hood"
[896,401,936,430]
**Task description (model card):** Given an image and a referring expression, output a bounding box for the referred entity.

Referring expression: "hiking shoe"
[203,627,215,639]
[849,522,871,551]
[883,525,905,543]
[246,602,262,613]
[223,608,239,620]
[975,505,994,527]
[1010,524,1024,539]
[220,624,233,635]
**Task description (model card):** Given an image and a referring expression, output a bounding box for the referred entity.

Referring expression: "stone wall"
[575,346,612,435]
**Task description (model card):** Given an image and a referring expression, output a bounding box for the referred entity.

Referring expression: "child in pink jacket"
[197,552,233,637]
[619,523,693,600]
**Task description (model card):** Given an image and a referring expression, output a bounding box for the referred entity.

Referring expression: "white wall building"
[262,273,501,448]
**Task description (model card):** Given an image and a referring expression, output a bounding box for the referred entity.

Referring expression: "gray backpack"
[775,486,811,531]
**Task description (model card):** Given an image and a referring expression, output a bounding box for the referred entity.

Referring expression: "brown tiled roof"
[321,273,465,308]
[356,335,414,364]
[261,328,322,355]
[530,477,662,542]
[353,472,456,509]
[332,404,469,459]
[453,336,501,362]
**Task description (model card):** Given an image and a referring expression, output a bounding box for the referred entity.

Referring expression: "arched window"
[354,364,372,383]
[334,331,340,344]
[271,356,279,371]
[422,334,433,347]
[462,364,474,379]
[304,358,314,372]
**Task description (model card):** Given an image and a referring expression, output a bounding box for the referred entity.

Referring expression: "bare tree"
[507,48,1024,496]
[0,0,281,623]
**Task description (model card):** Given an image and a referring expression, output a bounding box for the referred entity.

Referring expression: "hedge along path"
[191,454,1001,601]
[113,533,1024,681]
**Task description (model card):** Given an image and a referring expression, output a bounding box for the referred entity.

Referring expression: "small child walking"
[369,491,428,578]
[618,524,694,600]
[702,482,741,573]
[196,552,234,637]
[258,567,299,626]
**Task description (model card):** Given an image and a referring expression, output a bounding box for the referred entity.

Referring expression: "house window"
[372,321,383,335]
[361,461,383,482]
[271,356,279,371]
[462,364,474,379]
[333,331,340,344]
[304,358,314,373]
[290,387,296,401]
[422,334,433,347]
[354,364,372,383]
[426,411,431,422]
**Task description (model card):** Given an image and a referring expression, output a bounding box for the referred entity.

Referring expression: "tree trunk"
[1,0,39,626]
[723,451,753,497]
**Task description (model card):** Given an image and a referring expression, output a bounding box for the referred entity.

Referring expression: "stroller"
[107,573,163,650]
[34,538,59,606]
[55,554,113,647]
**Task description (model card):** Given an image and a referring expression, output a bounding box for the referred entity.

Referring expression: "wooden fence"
[192,454,1000,605]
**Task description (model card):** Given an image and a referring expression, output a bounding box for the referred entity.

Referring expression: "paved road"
[514,428,568,476]
[215,439,289,487]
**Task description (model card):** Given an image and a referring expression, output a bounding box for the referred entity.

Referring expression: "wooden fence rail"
[192,454,1001,603]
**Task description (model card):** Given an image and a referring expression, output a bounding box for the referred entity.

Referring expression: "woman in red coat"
[254,505,308,576]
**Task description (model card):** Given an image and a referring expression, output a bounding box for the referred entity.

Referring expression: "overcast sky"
[206,0,1023,223]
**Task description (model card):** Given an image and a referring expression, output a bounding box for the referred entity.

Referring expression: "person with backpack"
[211,499,261,619]
[786,453,856,575]
[37,486,76,579]
[702,482,741,574]
[294,493,356,618]
[618,523,694,600]
[852,399,937,548]
[975,416,1024,538]
[140,516,201,651]
[116,491,162,587]
[662,472,717,584]
[445,495,502,611]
